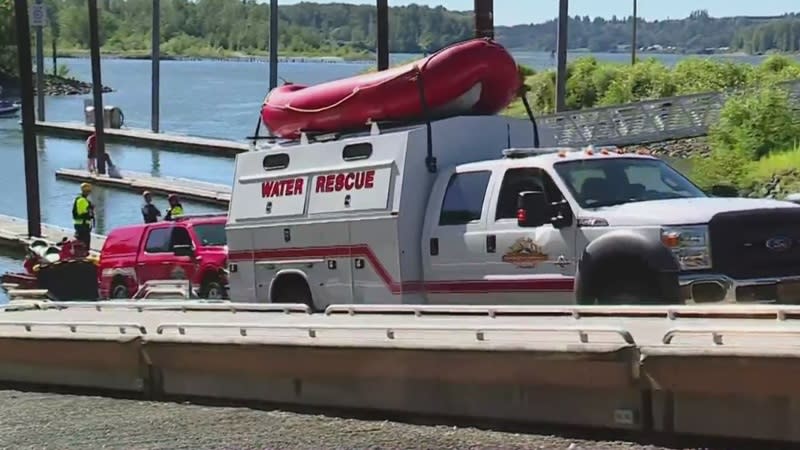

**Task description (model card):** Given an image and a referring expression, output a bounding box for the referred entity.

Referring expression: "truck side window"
[144,228,172,253]
[495,168,567,220]
[439,171,491,226]
[170,227,193,250]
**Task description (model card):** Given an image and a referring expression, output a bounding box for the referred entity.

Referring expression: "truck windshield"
[553,158,706,209]
[193,223,227,247]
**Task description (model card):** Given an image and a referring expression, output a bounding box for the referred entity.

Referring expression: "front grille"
[709,208,800,279]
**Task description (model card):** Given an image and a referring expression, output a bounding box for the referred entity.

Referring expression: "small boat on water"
[261,38,522,140]
[0,100,21,118]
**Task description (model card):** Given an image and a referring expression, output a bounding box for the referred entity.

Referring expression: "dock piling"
[34,0,45,122]
[13,0,43,238]
[474,0,494,39]
[269,0,279,91]
[376,0,389,71]
[151,0,160,133]
[87,0,106,175]
[555,0,569,112]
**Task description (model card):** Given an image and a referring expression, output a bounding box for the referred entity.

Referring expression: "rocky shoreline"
[623,136,711,159]
[0,73,112,97]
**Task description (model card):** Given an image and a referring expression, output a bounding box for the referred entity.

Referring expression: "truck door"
[136,224,176,286]
[422,169,495,304]
[482,167,575,304]
[167,225,198,282]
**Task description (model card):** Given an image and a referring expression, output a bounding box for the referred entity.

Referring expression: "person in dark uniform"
[141,191,161,224]
[72,183,94,250]
[164,193,184,221]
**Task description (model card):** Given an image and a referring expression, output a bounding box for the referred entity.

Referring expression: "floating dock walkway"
[0,214,105,253]
[35,122,249,157]
[55,169,231,207]
[0,301,800,445]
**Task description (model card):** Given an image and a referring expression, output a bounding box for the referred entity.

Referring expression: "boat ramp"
[55,169,231,206]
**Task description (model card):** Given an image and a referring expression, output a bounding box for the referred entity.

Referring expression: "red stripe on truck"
[228,245,574,294]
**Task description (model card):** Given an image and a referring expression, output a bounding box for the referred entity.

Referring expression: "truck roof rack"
[173,213,227,222]
[502,145,620,159]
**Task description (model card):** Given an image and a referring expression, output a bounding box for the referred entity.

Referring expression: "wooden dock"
[55,169,231,206]
[35,121,249,157]
[0,214,106,253]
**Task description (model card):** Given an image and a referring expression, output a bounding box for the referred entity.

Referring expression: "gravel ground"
[0,390,702,450]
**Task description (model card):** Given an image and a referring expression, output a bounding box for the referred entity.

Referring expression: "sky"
[274,1,799,26]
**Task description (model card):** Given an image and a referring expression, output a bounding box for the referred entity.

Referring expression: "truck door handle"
[430,238,439,256]
[486,235,496,253]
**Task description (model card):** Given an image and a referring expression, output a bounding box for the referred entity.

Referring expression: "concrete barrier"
[143,338,643,430]
[643,346,800,442]
[0,336,144,392]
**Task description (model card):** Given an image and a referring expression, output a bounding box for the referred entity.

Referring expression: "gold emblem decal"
[502,237,548,268]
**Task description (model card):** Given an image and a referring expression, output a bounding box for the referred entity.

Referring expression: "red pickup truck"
[98,214,229,299]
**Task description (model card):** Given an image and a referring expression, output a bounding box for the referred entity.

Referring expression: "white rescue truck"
[226,115,800,309]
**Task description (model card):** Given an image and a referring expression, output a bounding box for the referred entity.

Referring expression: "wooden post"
[88,0,106,174]
[151,0,160,132]
[376,0,389,71]
[474,0,494,39]
[13,0,42,237]
[269,0,279,91]
[631,0,638,65]
[555,0,569,112]
[34,0,45,121]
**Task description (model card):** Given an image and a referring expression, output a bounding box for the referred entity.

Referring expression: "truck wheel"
[272,275,316,311]
[200,276,225,300]
[110,279,129,299]
[584,267,665,305]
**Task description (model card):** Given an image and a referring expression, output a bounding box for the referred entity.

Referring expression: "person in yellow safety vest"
[164,193,184,221]
[72,183,94,251]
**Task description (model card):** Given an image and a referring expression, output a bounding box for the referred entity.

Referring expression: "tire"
[200,276,225,300]
[110,279,129,299]
[584,266,667,305]
[272,275,315,311]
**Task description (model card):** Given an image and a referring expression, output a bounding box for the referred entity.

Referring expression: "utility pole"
[88,0,106,174]
[555,0,569,112]
[269,0,278,90]
[631,0,638,65]
[151,0,160,133]
[14,0,43,237]
[474,0,494,39]
[376,0,389,71]
[34,0,45,121]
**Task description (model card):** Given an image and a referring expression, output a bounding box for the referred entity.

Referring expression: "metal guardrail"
[0,320,147,335]
[42,301,312,314]
[662,327,800,345]
[155,322,636,344]
[536,79,800,147]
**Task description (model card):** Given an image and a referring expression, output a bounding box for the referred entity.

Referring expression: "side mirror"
[517,190,550,228]
[710,184,739,198]
[173,244,195,258]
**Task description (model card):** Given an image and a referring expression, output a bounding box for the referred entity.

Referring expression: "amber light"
[661,232,680,247]
[517,208,527,222]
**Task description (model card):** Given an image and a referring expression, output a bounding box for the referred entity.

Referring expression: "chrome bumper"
[679,273,800,304]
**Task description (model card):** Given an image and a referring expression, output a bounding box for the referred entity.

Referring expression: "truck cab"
[99,215,229,299]
[226,115,800,309]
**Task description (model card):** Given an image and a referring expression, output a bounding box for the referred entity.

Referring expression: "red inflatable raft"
[261,38,522,140]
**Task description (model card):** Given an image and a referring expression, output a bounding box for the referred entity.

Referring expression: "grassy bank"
[505,54,800,117]
[51,45,372,62]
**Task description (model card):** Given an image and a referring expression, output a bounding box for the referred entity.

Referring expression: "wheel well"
[270,273,312,303]
[578,256,659,302]
[111,274,127,287]
[200,269,220,285]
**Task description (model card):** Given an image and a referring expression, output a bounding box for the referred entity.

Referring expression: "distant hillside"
[1,1,799,79]
[497,10,800,54]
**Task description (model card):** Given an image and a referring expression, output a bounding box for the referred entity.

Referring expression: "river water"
[0,50,785,302]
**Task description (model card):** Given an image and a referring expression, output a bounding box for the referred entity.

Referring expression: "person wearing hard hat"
[164,193,184,221]
[72,183,95,250]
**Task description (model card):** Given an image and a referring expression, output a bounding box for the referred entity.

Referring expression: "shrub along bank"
[689,83,800,198]
[505,54,800,117]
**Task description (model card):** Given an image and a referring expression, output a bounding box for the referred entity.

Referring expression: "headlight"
[661,226,711,271]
